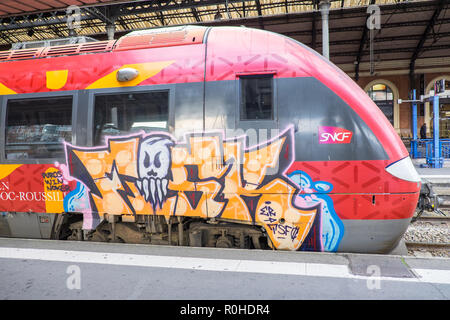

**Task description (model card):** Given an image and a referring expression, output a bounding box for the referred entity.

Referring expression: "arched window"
[367,83,394,125]
[425,76,450,138]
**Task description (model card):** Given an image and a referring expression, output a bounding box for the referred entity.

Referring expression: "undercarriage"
[55,213,270,250]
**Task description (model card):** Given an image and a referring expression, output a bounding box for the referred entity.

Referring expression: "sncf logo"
[318,126,353,144]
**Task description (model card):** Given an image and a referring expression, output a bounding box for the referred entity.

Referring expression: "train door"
[204,67,298,212]
[0,91,78,238]
[205,73,279,140]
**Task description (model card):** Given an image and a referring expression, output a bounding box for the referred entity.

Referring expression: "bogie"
[64,214,269,250]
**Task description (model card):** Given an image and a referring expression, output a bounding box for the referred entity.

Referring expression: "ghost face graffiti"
[64,127,344,251]
[136,135,174,211]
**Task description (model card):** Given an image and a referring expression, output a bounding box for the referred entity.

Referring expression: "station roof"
[0,1,125,16]
[0,0,449,79]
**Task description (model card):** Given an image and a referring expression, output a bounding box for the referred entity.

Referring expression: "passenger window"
[240,75,274,120]
[5,96,72,160]
[94,91,169,146]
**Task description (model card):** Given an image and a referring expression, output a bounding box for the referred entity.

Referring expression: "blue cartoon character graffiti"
[288,170,344,252]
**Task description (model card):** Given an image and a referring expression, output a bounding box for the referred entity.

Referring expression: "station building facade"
[346,61,450,140]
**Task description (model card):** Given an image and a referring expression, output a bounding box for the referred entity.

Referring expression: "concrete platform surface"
[413,158,450,178]
[0,238,449,300]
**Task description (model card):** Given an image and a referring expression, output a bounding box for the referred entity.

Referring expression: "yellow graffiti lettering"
[66,128,317,250]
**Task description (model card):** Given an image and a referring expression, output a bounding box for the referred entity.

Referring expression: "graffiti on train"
[62,127,344,251]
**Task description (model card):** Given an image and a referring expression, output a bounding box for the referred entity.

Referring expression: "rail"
[405,216,449,256]
[411,216,450,224]
[405,242,449,250]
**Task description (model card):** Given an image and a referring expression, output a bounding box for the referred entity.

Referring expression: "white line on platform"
[0,247,449,285]
[413,268,450,284]
[420,175,450,179]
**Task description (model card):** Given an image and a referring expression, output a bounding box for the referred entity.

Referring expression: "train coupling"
[413,181,445,223]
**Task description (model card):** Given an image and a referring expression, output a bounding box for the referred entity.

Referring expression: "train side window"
[239,75,274,121]
[94,91,169,146]
[5,96,72,160]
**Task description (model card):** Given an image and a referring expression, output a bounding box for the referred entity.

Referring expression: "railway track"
[401,177,450,256]
[411,216,450,224]
[405,241,449,251]
[405,214,449,257]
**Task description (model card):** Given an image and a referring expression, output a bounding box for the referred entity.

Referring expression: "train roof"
[0,24,408,161]
[0,25,208,62]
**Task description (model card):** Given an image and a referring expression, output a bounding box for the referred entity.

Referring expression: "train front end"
[203,26,422,253]
[276,32,422,253]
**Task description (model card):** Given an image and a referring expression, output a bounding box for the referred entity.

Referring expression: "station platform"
[413,158,450,184]
[0,237,448,300]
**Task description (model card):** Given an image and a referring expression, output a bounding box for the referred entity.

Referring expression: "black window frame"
[87,85,175,147]
[237,73,277,124]
[0,91,77,164]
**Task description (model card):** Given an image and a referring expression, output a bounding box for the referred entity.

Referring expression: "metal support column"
[319,1,331,60]
[106,23,115,40]
[432,94,443,168]
[411,89,418,158]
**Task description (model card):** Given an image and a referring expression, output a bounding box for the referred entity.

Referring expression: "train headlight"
[116,68,139,82]
[385,156,421,183]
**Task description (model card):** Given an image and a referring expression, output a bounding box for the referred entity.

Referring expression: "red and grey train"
[0,25,421,253]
